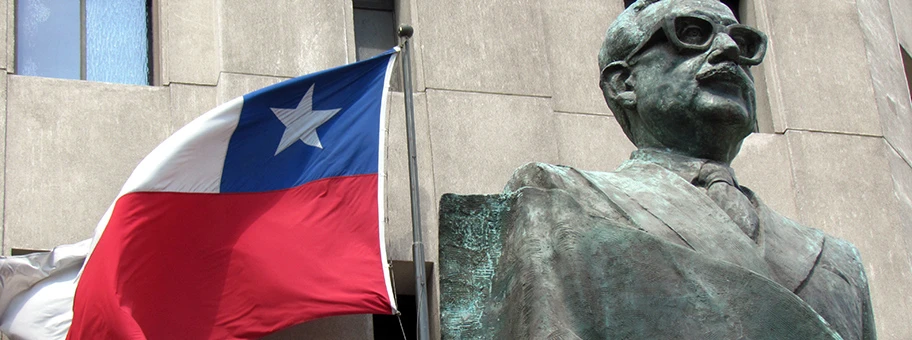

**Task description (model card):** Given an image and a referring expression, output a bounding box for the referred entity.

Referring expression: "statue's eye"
[727,27,764,59]
[674,17,713,46]
[732,35,752,55]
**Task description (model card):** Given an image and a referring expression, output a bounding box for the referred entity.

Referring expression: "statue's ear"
[600,61,636,110]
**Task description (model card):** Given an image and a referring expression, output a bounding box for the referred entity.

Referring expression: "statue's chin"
[693,91,755,131]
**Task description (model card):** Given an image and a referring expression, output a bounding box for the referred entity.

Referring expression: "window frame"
[13,0,159,85]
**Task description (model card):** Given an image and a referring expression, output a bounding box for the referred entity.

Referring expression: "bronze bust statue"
[439,0,876,339]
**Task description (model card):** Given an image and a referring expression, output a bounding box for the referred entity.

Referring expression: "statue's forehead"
[645,0,738,25]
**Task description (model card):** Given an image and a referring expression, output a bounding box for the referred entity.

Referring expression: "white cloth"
[0,239,90,339]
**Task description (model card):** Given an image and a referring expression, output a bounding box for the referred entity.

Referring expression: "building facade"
[1,0,911,338]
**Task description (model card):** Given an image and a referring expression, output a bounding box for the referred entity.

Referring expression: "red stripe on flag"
[68,174,392,340]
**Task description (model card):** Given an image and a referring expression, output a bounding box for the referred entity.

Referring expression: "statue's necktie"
[696,162,760,240]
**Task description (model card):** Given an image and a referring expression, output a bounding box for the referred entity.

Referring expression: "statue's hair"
[597,0,666,73]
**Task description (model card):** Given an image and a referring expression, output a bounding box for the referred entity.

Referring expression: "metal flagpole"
[397,24,430,340]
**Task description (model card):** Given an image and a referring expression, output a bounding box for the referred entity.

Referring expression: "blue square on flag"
[223,55,393,192]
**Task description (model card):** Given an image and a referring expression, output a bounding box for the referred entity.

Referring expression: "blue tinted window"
[16,0,152,85]
[16,0,81,79]
[86,0,149,85]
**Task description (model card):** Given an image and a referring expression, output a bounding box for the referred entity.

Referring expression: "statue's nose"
[708,33,741,64]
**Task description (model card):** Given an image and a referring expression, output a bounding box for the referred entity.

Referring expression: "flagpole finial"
[398,25,414,39]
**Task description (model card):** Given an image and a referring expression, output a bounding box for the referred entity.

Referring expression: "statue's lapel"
[584,161,772,277]
[750,197,824,292]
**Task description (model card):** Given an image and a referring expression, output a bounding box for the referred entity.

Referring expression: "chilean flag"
[67,49,399,339]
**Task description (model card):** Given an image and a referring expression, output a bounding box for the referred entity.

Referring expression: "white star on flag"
[270,84,342,155]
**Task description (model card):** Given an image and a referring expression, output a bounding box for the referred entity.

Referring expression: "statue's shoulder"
[504,162,574,193]
[504,162,625,193]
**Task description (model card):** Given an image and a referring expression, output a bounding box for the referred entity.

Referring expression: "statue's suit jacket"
[479,155,875,339]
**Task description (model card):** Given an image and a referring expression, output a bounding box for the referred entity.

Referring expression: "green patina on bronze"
[438,193,511,339]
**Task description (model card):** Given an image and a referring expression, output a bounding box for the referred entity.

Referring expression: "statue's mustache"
[695,63,753,89]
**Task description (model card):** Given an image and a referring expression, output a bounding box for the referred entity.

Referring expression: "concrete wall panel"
[426,89,558,195]
[787,130,912,340]
[219,0,350,78]
[215,72,287,105]
[765,0,882,135]
[730,133,798,220]
[169,83,217,132]
[541,0,621,115]
[4,76,170,250]
[162,0,219,85]
[417,0,551,96]
[555,112,634,172]
[384,92,437,263]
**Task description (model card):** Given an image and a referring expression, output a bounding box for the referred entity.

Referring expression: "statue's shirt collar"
[628,148,739,186]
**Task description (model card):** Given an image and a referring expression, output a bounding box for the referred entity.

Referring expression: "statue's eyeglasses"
[625,14,768,66]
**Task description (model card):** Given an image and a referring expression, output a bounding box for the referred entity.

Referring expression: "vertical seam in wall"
[751,0,787,133]
[553,115,564,164]
[214,0,223,84]
[853,0,891,140]
[2,75,8,254]
[415,89,441,340]
[8,0,15,74]
[886,0,904,62]
[536,0,554,99]
[1,0,9,254]
[410,0,425,92]
[418,92,437,218]
[536,0,562,164]
[782,129,803,223]
[422,90,439,236]
[342,0,352,64]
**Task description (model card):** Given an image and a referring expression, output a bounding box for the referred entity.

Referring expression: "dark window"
[720,0,741,21]
[16,0,154,85]
[353,0,397,61]
[373,294,416,340]
[11,248,48,256]
[903,46,912,104]
[353,0,401,90]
